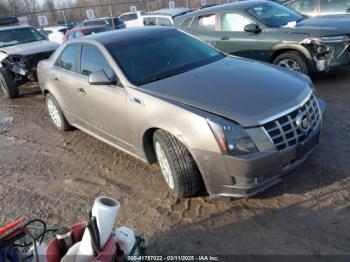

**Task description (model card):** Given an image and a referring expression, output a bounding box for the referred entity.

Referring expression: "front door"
[215,12,265,59]
[185,13,220,48]
[73,44,133,151]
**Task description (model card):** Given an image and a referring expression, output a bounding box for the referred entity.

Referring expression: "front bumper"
[191,98,326,199]
[310,40,350,74]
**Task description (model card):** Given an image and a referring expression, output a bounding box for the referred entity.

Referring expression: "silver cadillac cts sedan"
[37,27,326,199]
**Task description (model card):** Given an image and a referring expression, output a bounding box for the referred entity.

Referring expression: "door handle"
[54,77,60,83]
[77,87,87,96]
[220,35,230,40]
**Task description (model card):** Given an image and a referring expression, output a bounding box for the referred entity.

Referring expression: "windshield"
[106,29,224,86]
[0,27,45,48]
[247,2,304,27]
[82,27,112,35]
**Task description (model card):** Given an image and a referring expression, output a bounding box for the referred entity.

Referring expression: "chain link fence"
[3,0,238,27]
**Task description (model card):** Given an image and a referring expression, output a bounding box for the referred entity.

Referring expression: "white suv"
[119,11,146,27]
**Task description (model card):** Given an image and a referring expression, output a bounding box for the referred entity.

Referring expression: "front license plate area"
[297,132,320,159]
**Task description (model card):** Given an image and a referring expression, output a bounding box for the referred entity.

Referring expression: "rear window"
[82,27,112,35]
[83,20,107,26]
[59,28,68,34]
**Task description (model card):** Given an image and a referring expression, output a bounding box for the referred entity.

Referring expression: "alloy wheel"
[0,77,7,96]
[155,141,175,190]
[47,98,62,129]
[278,58,301,72]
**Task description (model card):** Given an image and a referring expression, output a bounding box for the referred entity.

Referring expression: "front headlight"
[321,35,349,42]
[207,117,258,156]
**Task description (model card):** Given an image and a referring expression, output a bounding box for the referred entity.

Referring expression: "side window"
[221,13,253,32]
[157,17,172,26]
[56,44,79,72]
[120,13,138,22]
[80,44,115,80]
[181,17,193,28]
[320,0,350,13]
[119,15,127,22]
[190,13,217,31]
[74,31,83,38]
[67,32,75,40]
[288,0,317,14]
[144,17,156,26]
[129,13,138,20]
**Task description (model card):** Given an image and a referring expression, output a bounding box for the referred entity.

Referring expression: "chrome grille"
[263,94,321,151]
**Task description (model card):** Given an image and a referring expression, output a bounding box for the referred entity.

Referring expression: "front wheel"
[0,69,19,99]
[273,51,309,75]
[153,130,203,199]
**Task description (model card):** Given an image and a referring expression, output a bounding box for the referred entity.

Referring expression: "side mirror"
[88,70,116,85]
[346,7,350,13]
[244,23,262,34]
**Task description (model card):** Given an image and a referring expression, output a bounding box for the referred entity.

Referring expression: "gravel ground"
[0,72,349,256]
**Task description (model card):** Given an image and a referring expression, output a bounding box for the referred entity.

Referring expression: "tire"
[45,93,72,131]
[273,51,309,75]
[0,68,19,99]
[153,130,203,199]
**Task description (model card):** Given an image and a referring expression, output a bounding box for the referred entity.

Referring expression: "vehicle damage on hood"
[281,19,350,73]
[299,35,350,73]
[0,41,58,81]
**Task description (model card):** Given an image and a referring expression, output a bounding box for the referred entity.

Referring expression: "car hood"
[140,57,312,127]
[281,17,350,36]
[0,40,59,56]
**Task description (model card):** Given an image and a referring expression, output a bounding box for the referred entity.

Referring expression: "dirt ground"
[0,72,349,257]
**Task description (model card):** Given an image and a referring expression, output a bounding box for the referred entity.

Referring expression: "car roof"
[0,25,33,31]
[119,11,145,16]
[69,25,109,32]
[189,0,268,14]
[142,14,172,18]
[152,7,191,17]
[82,26,175,45]
[43,26,67,31]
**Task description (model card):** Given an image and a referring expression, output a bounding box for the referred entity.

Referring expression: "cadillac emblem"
[296,113,311,133]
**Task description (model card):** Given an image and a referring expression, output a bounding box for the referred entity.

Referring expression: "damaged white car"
[0,26,58,99]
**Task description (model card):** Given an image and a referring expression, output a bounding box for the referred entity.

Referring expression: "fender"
[272,43,316,72]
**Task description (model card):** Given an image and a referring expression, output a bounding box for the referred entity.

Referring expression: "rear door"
[186,13,219,48]
[215,12,265,58]
[73,44,132,151]
[51,43,82,123]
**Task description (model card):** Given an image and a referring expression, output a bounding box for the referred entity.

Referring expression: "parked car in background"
[175,0,350,75]
[80,17,125,29]
[284,0,350,17]
[38,27,325,199]
[0,17,19,26]
[142,14,174,26]
[64,25,113,41]
[42,26,68,44]
[0,26,58,98]
[119,11,146,27]
[142,8,193,26]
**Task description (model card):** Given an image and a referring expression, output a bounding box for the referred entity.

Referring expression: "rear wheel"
[45,93,72,131]
[0,69,19,99]
[273,51,309,75]
[153,130,203,199]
